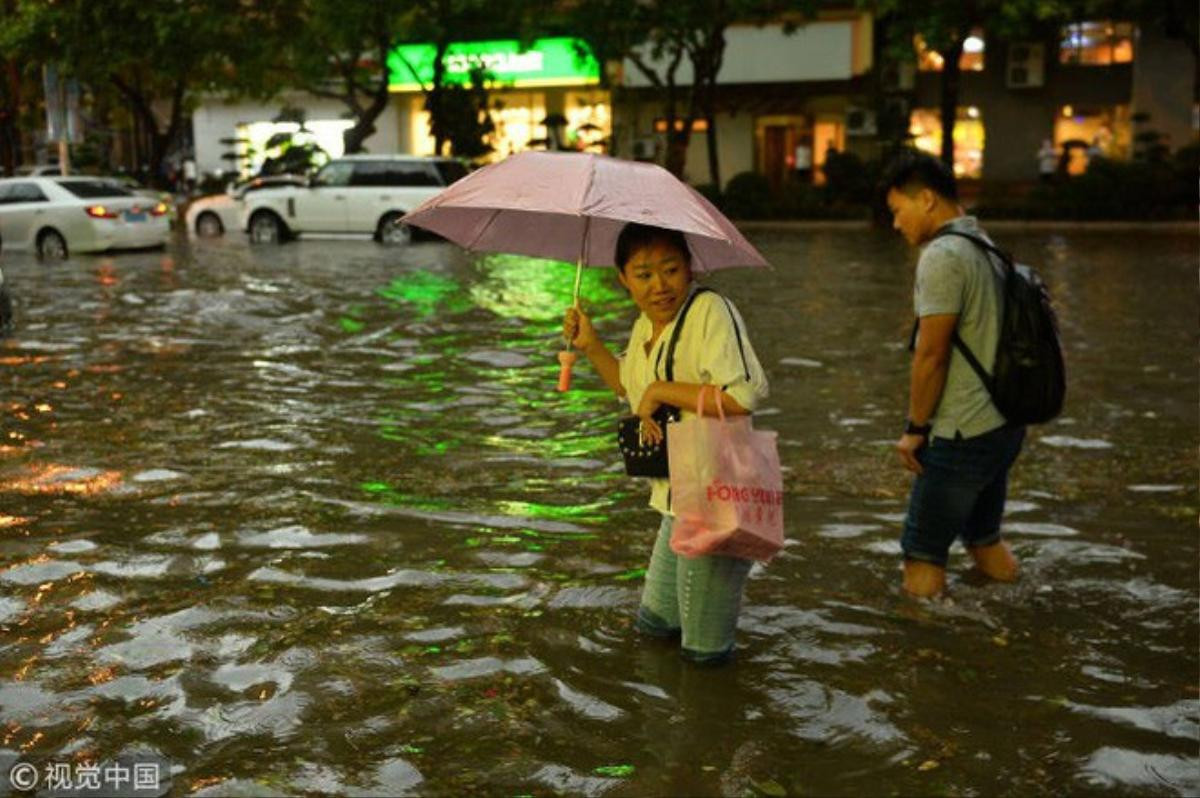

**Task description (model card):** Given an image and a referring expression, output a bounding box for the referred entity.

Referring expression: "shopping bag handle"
[696,384,726,422]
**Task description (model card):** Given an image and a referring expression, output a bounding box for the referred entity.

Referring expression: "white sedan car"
[0,177,170,259]
[185,175,306,238]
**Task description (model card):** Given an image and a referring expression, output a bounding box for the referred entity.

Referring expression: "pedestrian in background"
[1037,139,1058,182]
[881,150,1025,598]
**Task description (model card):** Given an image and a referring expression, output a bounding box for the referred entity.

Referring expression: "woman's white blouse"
[617,289,769,514]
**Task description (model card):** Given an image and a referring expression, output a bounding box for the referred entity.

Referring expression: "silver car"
[185,175,306,238]
[0,177,171,259]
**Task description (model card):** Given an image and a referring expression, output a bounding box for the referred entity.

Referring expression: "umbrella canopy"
[402,151,768,274]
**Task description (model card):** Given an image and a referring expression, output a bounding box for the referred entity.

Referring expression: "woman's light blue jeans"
[635,514,753,663]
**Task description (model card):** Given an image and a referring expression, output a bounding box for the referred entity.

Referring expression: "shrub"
[822,150,874,206]
[720,171,773,220]
[693,182,722,208]
[974,147,1198,220]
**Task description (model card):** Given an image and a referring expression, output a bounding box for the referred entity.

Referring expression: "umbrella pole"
[557,220,589,393]
[557,257,582,392]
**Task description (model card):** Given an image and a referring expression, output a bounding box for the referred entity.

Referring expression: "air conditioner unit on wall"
[1007,43,1045,88]
[845,107,877,136]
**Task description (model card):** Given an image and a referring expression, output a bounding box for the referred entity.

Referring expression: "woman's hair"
[614,223,692,272]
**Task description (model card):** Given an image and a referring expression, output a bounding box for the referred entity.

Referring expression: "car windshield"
[58,180,133,199]
[435,160,468,185]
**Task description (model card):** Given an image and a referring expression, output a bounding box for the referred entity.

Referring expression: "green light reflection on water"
[359,482,454,511]
[377,271,474,318]
[361,253,638,523]
[494,498,608,523]
[469,253,626,322]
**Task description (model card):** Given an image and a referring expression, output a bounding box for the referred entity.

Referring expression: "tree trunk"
[427,40,451,156]
[344,41,394,155]
[700,34,725,190]
[705,109,719,189]
[939,37,964,168]
[661,69,686,176]
[0,60,19,174]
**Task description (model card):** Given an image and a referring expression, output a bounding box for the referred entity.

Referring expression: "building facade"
[902,19,1196,181]
[613,11,875,190]
[187,12,1196,188]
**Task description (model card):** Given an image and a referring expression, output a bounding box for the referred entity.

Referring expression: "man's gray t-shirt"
[914,216,1007,439]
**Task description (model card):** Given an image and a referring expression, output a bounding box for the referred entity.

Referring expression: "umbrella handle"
[557,350,577,392]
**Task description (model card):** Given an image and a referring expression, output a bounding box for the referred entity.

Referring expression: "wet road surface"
[0,228,1196,795]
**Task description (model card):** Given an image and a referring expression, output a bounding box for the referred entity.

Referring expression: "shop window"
[915,29,985,72]
[908,107,984,179]
[565,91,611,152]
[488,93,547,158]
[1054,105,1131,174]
[1059,21,1135,65]
[414,92,554,161]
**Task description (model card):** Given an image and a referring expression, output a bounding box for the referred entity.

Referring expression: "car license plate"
[124,211,147,222]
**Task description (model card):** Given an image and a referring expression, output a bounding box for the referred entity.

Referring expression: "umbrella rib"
[574,157,599,259]
[466,208,504,251]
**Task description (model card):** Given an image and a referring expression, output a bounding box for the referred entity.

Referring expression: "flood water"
[0,227,1196,796]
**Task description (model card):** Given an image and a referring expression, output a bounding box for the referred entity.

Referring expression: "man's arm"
[896,313,957,474]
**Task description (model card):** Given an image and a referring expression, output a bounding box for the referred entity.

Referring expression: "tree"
[289,0,542,157]
[283,0,415,155]
[673,1,816,190]
[4,0,283,184]
[868,0,1076,168]
[0,0,40,174]
[572,0,812,187]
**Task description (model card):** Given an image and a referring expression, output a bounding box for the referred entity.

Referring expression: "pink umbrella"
[402,150,769,389]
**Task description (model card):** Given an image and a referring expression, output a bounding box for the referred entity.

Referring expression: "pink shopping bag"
[667,385,785,563]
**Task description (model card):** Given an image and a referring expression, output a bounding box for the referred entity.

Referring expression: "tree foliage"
[570,0,813,187]
[2,0,284,183]
[286,0,545,157]
[868,0,1077,167]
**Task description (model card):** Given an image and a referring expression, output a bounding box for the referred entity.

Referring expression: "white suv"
[240,155,467,245]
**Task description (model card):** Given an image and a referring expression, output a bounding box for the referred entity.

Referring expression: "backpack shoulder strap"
[655,286,712,381]
[931,228,1015,275]
[917,229,1006,386]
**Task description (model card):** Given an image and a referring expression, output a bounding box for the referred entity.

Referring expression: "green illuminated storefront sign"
[388,37,599,91]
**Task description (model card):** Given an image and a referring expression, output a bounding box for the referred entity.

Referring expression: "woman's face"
[617,238,693,327]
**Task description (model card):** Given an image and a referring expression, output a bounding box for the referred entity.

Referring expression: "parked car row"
[0,176,171,259]
[0,155,466,260]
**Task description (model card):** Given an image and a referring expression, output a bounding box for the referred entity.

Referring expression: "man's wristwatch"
[904,419,933,437]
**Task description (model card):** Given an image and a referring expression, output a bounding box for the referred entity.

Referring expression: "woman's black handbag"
[617,404,680,477]
[616,288,711,478]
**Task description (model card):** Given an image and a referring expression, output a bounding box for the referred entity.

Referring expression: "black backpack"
[919,230,1066,425]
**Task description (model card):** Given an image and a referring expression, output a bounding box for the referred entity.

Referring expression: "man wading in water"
[882,151,1025,598]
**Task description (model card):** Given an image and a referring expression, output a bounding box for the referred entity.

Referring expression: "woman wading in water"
[563,222,769,664]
